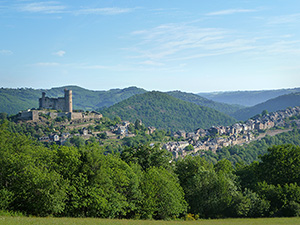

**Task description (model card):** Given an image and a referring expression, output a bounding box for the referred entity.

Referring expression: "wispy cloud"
[75,7,134,15]
[78,64,109,69]
[13,2,135,16]
[129,23,256,62]
[138,60,164,66]
[263,40,300,55]
[0,49,13,55]
[206,9,257,16]
[268,13,300,25]
[53,50,66,57]
[35,62,60,66]
[18,1,66,14]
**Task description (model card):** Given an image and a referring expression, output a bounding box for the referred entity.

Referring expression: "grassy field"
[1,217,300,225]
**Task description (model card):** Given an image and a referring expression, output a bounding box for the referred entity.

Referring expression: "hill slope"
[198,87,300,107]
[101,91,236,131]
[231,92,300,121]
[167,91,244,115]
[0,86,146,115]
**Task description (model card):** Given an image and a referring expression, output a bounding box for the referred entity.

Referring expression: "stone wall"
[39,89,72,112]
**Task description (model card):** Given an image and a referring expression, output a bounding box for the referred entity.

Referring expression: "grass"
[1,217,300,225]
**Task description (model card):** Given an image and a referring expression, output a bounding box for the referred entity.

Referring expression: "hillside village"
[163,106,300,158]
[15,90,300,159]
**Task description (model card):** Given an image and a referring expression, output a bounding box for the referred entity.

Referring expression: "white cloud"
[0,49,13,55]
[53,50,66,57]
[76,7,134,15]
[206,9,257,16]
[19,1,66,14]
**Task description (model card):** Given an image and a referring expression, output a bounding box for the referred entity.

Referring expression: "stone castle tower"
[39,89,72,112]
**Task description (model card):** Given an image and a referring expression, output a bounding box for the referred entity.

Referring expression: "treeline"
[1,120,300,219]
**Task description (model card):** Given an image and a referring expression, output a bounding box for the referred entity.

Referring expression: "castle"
[18,89,102,121]
[39,89,72,112]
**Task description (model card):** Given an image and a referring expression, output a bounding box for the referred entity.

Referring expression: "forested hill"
[0,85,245,116]
[231,92,300,121]
[0,86,146,115]
[198,87,300,107]
[100,91,236,131]
[167,91,244,115]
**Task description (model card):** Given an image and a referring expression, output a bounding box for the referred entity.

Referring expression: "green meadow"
[1,217,300,225]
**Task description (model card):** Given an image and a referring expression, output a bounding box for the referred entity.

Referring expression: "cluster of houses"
[38,119,157,144]
[110,121,156,137]
[38,128,93,145]
[163,106,300,158]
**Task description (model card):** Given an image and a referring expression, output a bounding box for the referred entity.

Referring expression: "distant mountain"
[167,91,244,115]
[198,87,300,107]
[0,86,146,115]
[231,92,300,121]
[101,91,236,132]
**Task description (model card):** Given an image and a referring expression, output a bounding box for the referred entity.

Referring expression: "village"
[33,106,300,159]
[163,106,300,158]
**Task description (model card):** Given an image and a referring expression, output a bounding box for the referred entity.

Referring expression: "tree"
[175,156,238,218]
[258,145,300,186]
[186,167,238,218]
[184,144,194,151]
[98,132,108,139]
[121,144,172,171]
[69,136,85,148]
[0,126,68,216]
[233,188,270,218]
[63,146,141,218]
[0,112,7,120]
[114,116,122,124]
[262,110,269,116]
[140,167,187,219]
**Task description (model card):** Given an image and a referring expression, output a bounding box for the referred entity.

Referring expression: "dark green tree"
[121,144,172,171]
[140,167,187,219]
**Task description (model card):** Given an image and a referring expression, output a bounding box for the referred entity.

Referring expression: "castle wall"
[19,110,39,121]
[39,89,72,112]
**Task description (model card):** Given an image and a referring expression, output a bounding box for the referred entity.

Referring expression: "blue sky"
[1,0,300,93]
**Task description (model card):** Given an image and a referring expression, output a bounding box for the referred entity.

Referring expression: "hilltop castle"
[39,89,72,112]
[18,89,102,121]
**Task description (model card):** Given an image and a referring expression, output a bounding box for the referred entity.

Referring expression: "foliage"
[167,90,244,115]
[121,144,172,171]
[2,117,300,219]
[257,145,300,186]
[140,167,187,220]
[202,129,300,165]
[236,144,300,217]
[175,156,239,218]
[0,122,68,216]
[101,91,236,132]
[0,122,185,219]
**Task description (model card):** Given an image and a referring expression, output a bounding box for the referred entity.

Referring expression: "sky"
[1,0,300,93]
